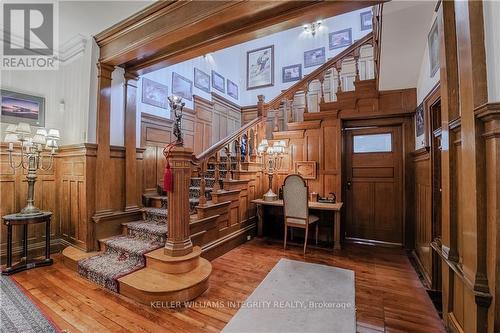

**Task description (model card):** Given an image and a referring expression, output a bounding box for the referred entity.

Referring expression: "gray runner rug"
[1,275,59,333]
[222,258,356,333]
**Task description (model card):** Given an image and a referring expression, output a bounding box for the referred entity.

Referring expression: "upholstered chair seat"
[286,215,319,225]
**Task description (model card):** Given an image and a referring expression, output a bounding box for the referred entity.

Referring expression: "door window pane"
[353,133,392,153]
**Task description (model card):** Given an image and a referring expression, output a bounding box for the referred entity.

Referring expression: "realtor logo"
[1,1,58,70]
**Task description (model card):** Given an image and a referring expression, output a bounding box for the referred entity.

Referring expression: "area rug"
[1,275,59,333]
[222,259,356,333]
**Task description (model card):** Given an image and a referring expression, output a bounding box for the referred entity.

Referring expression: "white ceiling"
[378,0,437,90]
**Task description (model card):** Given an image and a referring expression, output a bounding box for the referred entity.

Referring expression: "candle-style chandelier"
[4,122,60,216]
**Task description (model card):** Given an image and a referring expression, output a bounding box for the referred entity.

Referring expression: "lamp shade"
[47,129,60,140]
[36,128,48,137]
[4,133,18,143]
[32,134,47,145]
[16,122,31,135]
[260,139,269,147]
[46,139,58,150]
[5,124,17,133]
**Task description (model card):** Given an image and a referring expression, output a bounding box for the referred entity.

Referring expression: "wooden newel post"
[164,146,194,257]
[257,95,266,117]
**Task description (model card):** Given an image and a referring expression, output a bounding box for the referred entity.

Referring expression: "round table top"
[2,211,52,224]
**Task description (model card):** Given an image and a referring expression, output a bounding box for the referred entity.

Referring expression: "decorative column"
[94,63,115,216]
[124,71,140,211]
[164,147,194,257]
[303,82,309,114]
[335,63,342,93]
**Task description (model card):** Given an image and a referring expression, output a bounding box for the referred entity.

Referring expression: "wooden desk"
[251,199,343,250]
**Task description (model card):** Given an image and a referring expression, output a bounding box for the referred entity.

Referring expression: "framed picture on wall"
[304,47,325,68]
[212,70,225,93]
[428,18,440,78]
[360,11,373,31]
[142,78,169,109]
[282,64,302,83]
[246,45,274,90]
[329,28,352,50]
[172,72,193,101]
[194,68,210,93]
[295,161,317,180]
[1,90,45,126]
[227,79,238,100]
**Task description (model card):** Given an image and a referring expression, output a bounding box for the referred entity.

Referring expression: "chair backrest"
[282,174,308,221]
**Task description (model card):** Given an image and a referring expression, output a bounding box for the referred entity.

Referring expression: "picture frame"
[227,79,238,100]
[360,11,373,31]
[141,78,169,109]
[172,72,193,101]
[295,161,317,180]
[428,18,439,78]
[212,70,225,94]
[246,45,274,90]
[194,68,210,93]
[282,64,302,83]
[1,89,45,126]
[329,28,352,50]
[415,103,425,137]
[304,47,325,68]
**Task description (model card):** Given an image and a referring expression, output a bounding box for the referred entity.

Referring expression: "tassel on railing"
[163,143,175,192]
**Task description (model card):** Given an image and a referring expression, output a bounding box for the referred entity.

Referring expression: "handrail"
[265,32,374,110]
[192,116,264,164]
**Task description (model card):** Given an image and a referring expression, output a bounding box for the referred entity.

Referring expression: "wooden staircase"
[62,22,382,306]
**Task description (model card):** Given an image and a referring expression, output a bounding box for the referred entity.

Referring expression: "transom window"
[353,133,392,153]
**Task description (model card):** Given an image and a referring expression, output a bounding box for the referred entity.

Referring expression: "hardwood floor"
[12,239,445,333]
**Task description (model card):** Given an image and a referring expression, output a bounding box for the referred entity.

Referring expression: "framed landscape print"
[428,18,439,78]
[282,64,302,83]
[329,28,352,50]
[304,47,325,68]
[360,11,373,31]
[142,78,169,109]
[295,161,317,180]
[227,79,238,100]
[1,90,45,126]
[212,70,225,93]
[194,68,210,93]
[172,72,193,101]
[246,45,274,90]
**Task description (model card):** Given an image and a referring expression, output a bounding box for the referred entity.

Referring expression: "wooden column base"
[164,238,193,257]
[118,246,211,305]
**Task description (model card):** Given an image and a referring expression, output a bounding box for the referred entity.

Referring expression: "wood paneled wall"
[211,93,241,144]
[413,148,432,286]
[0,144,145,256]
[437,1,499,332]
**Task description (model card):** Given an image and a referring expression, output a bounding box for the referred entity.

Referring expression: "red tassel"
[163,162,173,192]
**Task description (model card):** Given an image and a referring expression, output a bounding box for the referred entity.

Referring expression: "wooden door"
[345,126,403,245]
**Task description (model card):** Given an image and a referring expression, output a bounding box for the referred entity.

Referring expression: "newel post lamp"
[4,122,60,216]
[258,139,287,201]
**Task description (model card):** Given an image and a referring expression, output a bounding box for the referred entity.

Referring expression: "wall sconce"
[303,20,322,37]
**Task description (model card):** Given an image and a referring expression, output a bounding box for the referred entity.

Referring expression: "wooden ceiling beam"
[94,0,382,75]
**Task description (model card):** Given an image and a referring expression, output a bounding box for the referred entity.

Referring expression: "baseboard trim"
[0,238,63,263]
[201,223,256,261]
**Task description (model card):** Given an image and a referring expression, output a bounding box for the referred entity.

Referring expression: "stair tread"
[103,235,163,255]
[118,259,212,292]
[123,221,167,235]
[142,207,167,216]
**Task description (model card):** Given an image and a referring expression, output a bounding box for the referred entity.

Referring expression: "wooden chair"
[282,174,319,255]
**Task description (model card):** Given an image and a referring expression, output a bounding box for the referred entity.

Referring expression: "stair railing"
[263,32,374,125]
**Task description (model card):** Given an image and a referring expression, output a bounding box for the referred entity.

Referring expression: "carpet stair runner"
[78,208,167,292]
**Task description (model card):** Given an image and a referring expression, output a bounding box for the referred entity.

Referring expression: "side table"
[2,212,53,275]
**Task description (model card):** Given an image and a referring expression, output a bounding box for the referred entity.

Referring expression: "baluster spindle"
[335,63,342,93]
[224,145,231,180]
[213,152,221,191]
[273,109,279,132]
[354,55,360,82]
[235,139,241,171]
[245,130,251,163]
[303,82,310,114]
[199,161,207,206]
[252,127,258,160]
[319,74,326,104]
